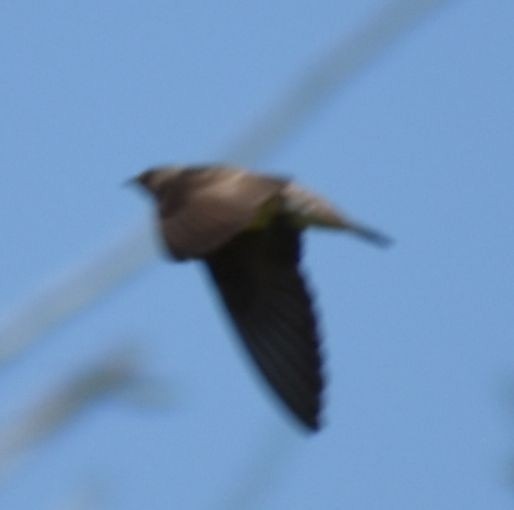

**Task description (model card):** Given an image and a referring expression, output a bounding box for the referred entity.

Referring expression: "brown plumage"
[131,164,390,431]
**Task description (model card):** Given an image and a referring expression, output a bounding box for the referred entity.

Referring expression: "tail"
[345,222,393,248]
[281,183,393,247]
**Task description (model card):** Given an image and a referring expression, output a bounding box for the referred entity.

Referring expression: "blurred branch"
[0,345,169,478]
[52,480,108,510]
[0,224,157,367]
[228,0,452,165]
[0,0,452,368]
[497,374,514,494]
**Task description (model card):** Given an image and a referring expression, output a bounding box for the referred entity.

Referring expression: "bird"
[130,164,390,431]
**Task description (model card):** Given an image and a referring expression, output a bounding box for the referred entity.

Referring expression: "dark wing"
[159,168,287,260]
[205,219,324,431]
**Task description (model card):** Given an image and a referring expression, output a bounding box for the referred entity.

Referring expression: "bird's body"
[132,164,389,430]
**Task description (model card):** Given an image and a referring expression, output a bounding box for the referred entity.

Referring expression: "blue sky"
[1,1,514,508]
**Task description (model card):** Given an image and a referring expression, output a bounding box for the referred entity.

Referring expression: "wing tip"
[291,408,323,433]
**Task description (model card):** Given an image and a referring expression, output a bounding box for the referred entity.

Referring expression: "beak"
[123,175,138,187]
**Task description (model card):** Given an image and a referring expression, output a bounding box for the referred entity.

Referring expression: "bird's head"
[127,167,181,198]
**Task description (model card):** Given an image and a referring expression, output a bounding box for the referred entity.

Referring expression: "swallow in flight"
[131,164,390,430]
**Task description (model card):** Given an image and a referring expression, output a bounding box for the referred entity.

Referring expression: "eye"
[138,170,155,187]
